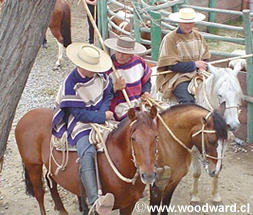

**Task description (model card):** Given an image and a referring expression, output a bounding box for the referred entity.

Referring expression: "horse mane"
[211,110,228,140]
[212,68,243,97]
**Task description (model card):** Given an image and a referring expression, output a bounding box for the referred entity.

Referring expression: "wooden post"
[149,10,161,61]
[242,9,253,143]
[208,0,216,33]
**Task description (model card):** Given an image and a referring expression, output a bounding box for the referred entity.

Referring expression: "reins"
[146,97,220,161]
[90,122,139,185]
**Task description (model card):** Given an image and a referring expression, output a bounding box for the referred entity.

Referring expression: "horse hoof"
[190,200,201,206]
[53,65,61,71]
[212,200,223,206]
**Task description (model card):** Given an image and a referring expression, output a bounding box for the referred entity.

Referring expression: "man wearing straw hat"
[104,35,152,121]
[156,8,211,104]
[52,43,114,215]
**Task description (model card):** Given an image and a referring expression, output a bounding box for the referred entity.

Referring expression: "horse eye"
[131,137,136,142]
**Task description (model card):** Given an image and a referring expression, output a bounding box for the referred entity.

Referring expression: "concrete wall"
[187,0,243,23]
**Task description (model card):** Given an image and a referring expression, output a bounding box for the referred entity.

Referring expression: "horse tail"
[23,162,35,197]
[61,1,71,47]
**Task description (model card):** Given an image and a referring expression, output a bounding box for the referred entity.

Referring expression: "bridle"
[130,119,159,176]
[192,112,224,161]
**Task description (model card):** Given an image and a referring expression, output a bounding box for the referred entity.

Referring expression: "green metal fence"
[98,0,253,143]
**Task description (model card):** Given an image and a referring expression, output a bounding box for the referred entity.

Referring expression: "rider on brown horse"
[52,43,114,215]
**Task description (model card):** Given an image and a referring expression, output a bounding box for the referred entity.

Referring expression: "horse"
[109,10,165,50]
[43,0,71,68]
[151,61,243,204]
[149,104,228,215]
[191,62,244,204]
[15,106,159,215]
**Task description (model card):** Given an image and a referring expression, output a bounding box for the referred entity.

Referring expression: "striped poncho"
[107,55,151,121]
[52,68,112,146]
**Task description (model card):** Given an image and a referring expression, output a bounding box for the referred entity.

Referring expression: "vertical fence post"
[149,10,161,61]
[208,0,216,33]
[98,0,108,40]
[133,1,142,43]
[243,9,253,143]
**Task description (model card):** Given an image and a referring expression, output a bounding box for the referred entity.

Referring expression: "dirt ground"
[0,2,253,215]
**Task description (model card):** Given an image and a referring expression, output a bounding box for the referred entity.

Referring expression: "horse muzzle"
[140,171,157,185]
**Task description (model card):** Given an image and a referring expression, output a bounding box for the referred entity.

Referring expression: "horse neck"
[160,108,205,151]
[107,121,136,168]
[197,75,219,110]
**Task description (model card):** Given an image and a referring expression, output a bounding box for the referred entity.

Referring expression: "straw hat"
[169,8,205,23]
[66,43,112,73]
[104,36,146,55]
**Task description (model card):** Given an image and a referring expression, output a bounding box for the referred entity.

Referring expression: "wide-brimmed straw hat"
[104,36,146,55]
[66,43,112,73]
[169,8,205,23]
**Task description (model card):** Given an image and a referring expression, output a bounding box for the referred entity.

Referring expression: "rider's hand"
[195,61,208,71]
[105,111,113,120]
[114,76,126,91]
[141,92,151,103]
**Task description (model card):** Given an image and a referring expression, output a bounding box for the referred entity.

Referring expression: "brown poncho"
[156,29,210,99]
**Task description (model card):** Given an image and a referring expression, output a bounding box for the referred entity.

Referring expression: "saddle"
[51,120,119,152]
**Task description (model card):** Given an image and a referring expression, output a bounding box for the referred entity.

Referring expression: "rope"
[209,53,253,65]
[46,134,70,188]
[146,97,192,153]
[90,123,138,184]
[146,97,220,161]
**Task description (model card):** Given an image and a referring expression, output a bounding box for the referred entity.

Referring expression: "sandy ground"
[0,2,253,215]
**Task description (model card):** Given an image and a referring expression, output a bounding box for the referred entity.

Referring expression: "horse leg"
[24,163,46,215]
[45,172,68,215]
[190,147,201,204]
[119,203,136,215]
[161,188,176,215]
[211,174,222,204]
[150,184,163,215]
[49,26,64,68]
[55,41,64,67]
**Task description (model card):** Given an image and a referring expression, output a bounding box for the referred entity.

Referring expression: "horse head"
[191,110,227,177]
[128,106,159,184]
[207,64,243,131]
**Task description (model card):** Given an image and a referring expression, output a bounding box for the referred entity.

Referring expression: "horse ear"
[232,60,245,76]
[208,64,219,77]
[128,108,136,121]
[149,106,157,119]
[217,101,226,117]
[200,116,208,125]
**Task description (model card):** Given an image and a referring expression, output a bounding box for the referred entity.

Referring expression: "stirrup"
[88,193,115,215]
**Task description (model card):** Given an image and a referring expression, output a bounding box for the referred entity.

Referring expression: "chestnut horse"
[15,106,158,215]
[149,104,227,215]
[44,0,71,67]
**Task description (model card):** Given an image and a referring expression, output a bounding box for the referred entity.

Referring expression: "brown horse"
[15,106,159,215]
[149,104,227,215]
[43,0,71,67]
